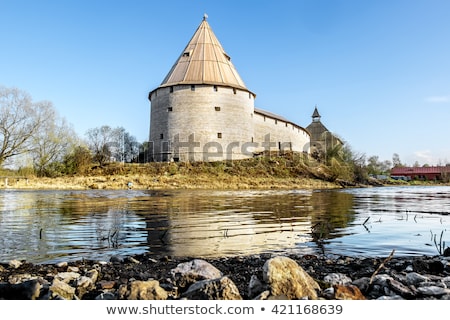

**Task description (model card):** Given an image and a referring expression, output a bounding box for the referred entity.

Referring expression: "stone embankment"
[1,252,450,300]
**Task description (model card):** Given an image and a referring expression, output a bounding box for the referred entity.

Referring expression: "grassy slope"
[1,156,342,190]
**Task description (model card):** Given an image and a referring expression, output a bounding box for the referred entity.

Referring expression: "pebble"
[0,253,449,300]
[8,260,22,269]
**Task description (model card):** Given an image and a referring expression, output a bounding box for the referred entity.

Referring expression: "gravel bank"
[1,252,450,300]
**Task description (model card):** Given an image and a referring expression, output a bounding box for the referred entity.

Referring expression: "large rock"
[324,273,352,285]
[0,279,42,299]
[406,272,429,286]
[263,256,320,300]
[181,276,242,300]
[55,271,81,283]
[49,278,76,300]
[8,260,22,269]
[75,276,96,299]
[171,259,223,289]
[417,285,450,297]
[386,278,415,298]
[124,280,168,300]
[248,275,265,298]
[333,284,366,300]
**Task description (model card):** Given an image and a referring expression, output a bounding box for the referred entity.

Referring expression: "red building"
[390,166,450,181]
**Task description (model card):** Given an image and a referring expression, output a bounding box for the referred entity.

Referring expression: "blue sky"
[1,0,449,165]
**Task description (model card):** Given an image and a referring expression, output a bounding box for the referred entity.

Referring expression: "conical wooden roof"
[159,16,250,91]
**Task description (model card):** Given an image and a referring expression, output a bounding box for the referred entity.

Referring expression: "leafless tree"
[86,125,115,166]
[112,126,140,163]
[30,106,79,176]
[392,153,403,167]
[0,86,52,166]
[86,125,139,165]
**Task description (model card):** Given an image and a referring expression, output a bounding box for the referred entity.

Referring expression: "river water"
[0,185,449,264]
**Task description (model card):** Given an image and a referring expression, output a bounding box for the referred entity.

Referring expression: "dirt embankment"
[1,157,344,190]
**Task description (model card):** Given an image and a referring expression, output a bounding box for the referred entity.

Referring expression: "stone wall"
[150,84,254,162]
[149,84,310,162]
[253,112,310,155]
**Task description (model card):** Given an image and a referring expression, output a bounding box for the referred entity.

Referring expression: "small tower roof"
[312,105,321,118]
[158,16,251,92]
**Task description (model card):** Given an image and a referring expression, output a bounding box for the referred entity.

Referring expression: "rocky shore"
[1,251,450,300]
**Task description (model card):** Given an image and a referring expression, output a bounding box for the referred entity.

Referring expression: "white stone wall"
[150,84,255,162]
[253,112,310,155]
[149,85,310,162]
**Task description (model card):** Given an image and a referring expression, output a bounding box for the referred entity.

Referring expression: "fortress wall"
[253,112,310,154]
[149,88,169,161]
[150,85,255,162]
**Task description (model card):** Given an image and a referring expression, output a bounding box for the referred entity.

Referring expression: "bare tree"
[86,125,115,166]
[123,131,140,162]
[367,156,392,175]
[30,106,79,176]
[86,125,140,165]
[111,127,140,163]
[0,86,50,166]
[392,153,403,167]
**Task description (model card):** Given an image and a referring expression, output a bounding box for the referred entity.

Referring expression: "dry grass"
[1,156,342,190]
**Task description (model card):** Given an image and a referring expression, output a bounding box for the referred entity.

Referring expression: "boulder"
[124,280,168,300]
[333,284,366,300]
[263,256,320,300]
[181,276,242,300]
[0,279,41,299]
[49,278,76,300]
[171,259,223,289]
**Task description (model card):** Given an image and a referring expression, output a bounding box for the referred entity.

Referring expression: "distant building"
[148,16,310,162]
[305,106,342,160]
[390,166,450,181]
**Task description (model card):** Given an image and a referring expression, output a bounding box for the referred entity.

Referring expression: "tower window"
[275,120,278,125]
[233,88,237,94]
[217,133,222,139]
[213,85,218,92]
[191,85,195,91]
[215,106,221,111]
[183,51,190,57]
[169,86,173,93]
[160,133,164,139]
[167,107,173,112]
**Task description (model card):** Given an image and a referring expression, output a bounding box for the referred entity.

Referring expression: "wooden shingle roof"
[159,16,251,92]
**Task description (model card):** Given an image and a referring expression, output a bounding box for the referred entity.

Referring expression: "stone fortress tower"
[149,15,310,162]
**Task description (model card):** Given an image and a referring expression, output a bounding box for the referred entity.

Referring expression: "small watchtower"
[306,106,342,160]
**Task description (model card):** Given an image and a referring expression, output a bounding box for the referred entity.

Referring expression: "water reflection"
[142,189,357,258]
[0,186,449,264]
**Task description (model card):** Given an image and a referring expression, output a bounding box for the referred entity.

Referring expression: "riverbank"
[1,158,345,190]
[1,252,450,300]
[3,156,448,191]
[1,173,342,190]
